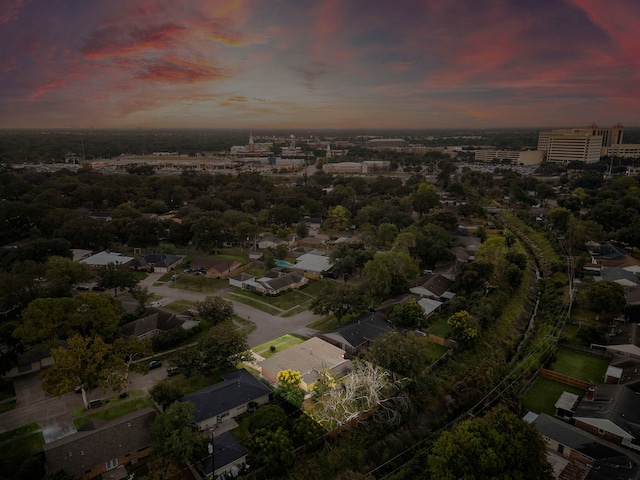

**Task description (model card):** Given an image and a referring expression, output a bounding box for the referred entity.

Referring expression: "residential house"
[290,251,332,278]
[119,308,197,340]
[228,271,308,295]
[191,257,242,279]
[182,369,271,430]
[451,246,475,263]
[317,313,393,357]
[605,358,640,386]
[258,337,352,391]
[572,384,640,449]
[530,412,640,480]
[598,267,640,287]
[79,251,134,268]
[410,273,455,301]
[129,253,184,273]
[600,322,640,358]
[44,408,156,480]
[300,216,322,230]
[257,234,288,250]
[418,297,443,318]
[201,432,248,479]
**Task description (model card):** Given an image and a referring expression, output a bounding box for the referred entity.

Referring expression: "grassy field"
[230,288,314,310]
[0,399,16,414]
[253,334,306,358]
[74,397,156,429]
[1,431,44,467]
[521,376,585,416]
[306,314,339,333]
[550,348,609,384]
[224,292,282,315]
[0,423,39,443]
[164,299,197,312]
[426,316,450,337]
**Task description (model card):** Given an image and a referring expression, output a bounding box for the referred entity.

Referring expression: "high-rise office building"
[537,124,624,164]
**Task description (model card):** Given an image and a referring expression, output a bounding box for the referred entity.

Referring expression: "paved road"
[139,273,322,347]
[0,272,321,440]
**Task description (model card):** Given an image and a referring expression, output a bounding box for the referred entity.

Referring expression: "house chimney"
[587,386,596,401]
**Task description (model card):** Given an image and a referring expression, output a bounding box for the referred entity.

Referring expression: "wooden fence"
[539,368,591,390]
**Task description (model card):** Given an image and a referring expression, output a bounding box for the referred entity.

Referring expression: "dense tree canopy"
[428,406,553,480]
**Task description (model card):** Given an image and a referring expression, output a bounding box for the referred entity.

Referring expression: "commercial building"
[537,124,626,164]
[473,149,545,165]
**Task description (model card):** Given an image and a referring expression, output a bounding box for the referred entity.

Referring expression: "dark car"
[324,271,338,279]
[75,285,89,291]
[92,285,105,291]
[368,306,377,313]
[149,360,162,369]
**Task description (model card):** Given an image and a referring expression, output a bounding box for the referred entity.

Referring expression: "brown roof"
[44,408,156,476]
[119,308,186,338]
[191,257,241,273]
[421,274,454,297]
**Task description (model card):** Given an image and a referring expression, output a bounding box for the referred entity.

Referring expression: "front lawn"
[550,348,609,384]
[0,423,39,443]
[74,397,156,429]
[426,316,451,338]
[231,288,314,310]
[164,299,197,312]
[253,334,306,358]
[521,376,585,416]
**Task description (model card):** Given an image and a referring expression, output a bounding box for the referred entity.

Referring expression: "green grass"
[224,292,281,315]
[164,299,197,312]
[175,275,226,292]
[253,334,306,358]
[0,400,16,413]
[551,348,609,384]
[521,376,585,416]
[0,379,15,400]
[233,315,256,335]
[1,431,44,463]
[229,288,314,310]
[426,316,451,337]
[167,372,225,396]
[306,314,339,333]
[427,343,449,362]
[74,397,156,429]
[0,423,39,443]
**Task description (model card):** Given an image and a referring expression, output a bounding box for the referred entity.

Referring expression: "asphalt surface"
[0,273,322,441]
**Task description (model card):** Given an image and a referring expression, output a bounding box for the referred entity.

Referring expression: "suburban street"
[0,272,322,441]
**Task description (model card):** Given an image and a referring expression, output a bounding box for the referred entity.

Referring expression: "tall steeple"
[249,132,254,152]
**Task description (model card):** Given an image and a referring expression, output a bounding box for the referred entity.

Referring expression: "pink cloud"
[0,0,30,24]
[80,23,186,59]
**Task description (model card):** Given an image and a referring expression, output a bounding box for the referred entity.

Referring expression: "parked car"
[324,271,338,279]
[149,360,162,369]
[149,301,162,308]
[167,366,179,377]
[92,285,105,291]
[75,285,89,291]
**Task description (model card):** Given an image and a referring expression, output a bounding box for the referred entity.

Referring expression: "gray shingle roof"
[44,408,156,476]
[182,369,271,424]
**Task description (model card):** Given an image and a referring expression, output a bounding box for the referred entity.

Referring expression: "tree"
[172,322,251,377]
[389,299,426,328]
[43,256,93,297]
[329,241,374,277]
[194,295,234,325]
[112,336,153,393]
[547,206,571,232]
[151,401,206,480]
[366,331,431,380]
[447,311,479,347]
[251,427,295,475]
[324,205,352,231]
[40,335,126,410]
[292,411,326,447]
[275,369,304,408]
[310,283,367,324]
[248,404,288,433]
[149,381,183,411]
[15,294,121,347]
[428,406,553,480]
[411,182,441,216]
[96,262,139,296]
[363,250,419,299]
[583,280,625,314]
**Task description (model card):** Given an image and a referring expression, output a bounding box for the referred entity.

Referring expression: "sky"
[1,0,639,130]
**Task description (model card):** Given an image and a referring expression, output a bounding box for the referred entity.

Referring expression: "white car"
[149,301,162,308]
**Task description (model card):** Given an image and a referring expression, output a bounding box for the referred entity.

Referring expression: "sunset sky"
[1,0,639,130]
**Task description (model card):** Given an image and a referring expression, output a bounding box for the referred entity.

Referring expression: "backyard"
[521,376,585,416]
[550,348,610,384]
